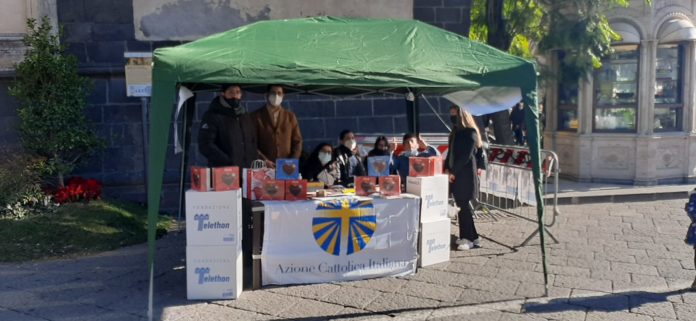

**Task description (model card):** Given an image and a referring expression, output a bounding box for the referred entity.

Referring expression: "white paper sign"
[261,197,419,285]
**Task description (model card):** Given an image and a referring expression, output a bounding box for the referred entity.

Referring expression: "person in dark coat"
[301,143,340,186]
[510,101,526,146]
[446,105,483,250]
[363,136,394,171]
[334,129,366,187]
[198,84,259,168]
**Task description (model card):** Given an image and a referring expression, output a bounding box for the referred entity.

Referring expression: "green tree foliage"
[470,0,650,79]
[9,17,104,187]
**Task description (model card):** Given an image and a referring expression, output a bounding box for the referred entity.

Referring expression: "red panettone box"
[379,175,401,197]
[255,180,286,200]
[212,166,240,191]
[284,180,308,201]
[409,156,443,177]
[355,176,377,196]
[190,166,211,192]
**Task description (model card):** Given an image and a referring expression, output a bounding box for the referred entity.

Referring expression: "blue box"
[276,159,300,180]
[367,156,391,177]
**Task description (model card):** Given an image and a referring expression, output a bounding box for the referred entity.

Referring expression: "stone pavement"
[1,198,695,321]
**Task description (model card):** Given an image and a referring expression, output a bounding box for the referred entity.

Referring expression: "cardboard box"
[276,159,300,180]
[255,180,285,200]
[191,166,211,192]
[212,166,240,191]
[379,175,401,197]
[243,168,275,200]
[367,156,391,177]
[418,218,451,267]
[187,245,242,300]
[186,189,242,247]
[284,180,308,201]
[355,176,377,196]
[409,157,443,177]
[407,175,449,222]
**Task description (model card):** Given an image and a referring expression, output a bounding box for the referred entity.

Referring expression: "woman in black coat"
[446,105,483,250]
[301,143,340,186]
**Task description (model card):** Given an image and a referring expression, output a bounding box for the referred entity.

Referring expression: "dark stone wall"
[0,0,471,213]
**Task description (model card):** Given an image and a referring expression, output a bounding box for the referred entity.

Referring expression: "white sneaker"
[455,238,467,245]
[473,238,481,247]
[457,240,474,250]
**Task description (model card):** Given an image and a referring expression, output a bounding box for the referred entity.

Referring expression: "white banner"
[261,197,419,285]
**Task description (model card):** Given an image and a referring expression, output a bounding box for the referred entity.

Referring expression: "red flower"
[51,176,103,204]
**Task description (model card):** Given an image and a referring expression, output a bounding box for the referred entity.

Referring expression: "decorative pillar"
[638,39,657,135]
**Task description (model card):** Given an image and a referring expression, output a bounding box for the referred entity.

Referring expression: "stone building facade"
[545,0,696,185]
[0,0,471,211]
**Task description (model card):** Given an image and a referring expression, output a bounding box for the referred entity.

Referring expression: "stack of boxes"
[185,166,243,300]
[406,157,450,267]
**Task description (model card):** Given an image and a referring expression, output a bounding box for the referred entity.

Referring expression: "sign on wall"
[124,52,152,97]
[132,0,413,41]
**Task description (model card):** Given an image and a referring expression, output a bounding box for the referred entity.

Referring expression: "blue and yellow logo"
[312,199,376,256]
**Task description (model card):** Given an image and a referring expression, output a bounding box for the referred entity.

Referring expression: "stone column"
[686,41,696,134]
[635,39,657,184]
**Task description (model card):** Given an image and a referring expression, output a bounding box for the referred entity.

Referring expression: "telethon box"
[418,218,451,267]
[187,245,243,300]
[186,189,242,247]
[406,175,449,222]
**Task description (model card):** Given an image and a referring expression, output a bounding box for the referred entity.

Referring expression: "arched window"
[654,17,696,132]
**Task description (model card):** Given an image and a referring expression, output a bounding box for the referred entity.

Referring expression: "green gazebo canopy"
[147,16,545,315]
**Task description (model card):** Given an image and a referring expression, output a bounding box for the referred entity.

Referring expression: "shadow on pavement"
[523,288,692,314]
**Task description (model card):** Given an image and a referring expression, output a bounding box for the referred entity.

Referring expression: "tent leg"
[141,97,149,205]
[177,96,197,222]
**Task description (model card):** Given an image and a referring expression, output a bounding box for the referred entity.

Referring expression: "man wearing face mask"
[252,85,303,167]
[198,84,259,168]
[392,133,440,183]
[334,129,366,187]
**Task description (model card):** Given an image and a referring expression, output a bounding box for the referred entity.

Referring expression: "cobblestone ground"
[0,199,694,321]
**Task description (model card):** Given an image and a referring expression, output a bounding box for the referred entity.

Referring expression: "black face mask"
[225,98,241,108]
[450,115,458,124]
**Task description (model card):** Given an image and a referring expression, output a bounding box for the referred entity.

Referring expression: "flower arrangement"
[52,177,102,204]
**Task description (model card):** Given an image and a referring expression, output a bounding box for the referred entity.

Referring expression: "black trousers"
[455,198,478,242]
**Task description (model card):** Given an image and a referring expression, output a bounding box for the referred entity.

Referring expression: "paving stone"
[277,298,346,320]
[445,262,500,278]
[25,303,113,321]
[567,290,629,312]
[554,275,613,292]
[348,277,408,293]
[428,309,504,321]
[223,291,302,316]
[321,286,384,309]
[514,283,571,299]
[161,303,274,321]
[396,280,462,302]
[456,274,521,295]
[629,295,677,319]
[585,311,653,321]
[364,293,439,313]
[612,262,660,276]
[447,288,523,306]
[267,283,341,300]
[328,307,388,321]
[673,302,696,321]
[523,300,587,321]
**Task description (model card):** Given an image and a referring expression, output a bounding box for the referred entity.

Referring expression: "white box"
[418,218,451,267]
[186,189,242,247]
[406,175,449,222]
[187,245,243,300]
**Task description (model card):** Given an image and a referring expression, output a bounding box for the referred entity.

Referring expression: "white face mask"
[268,94,283,106]
[343,139,357,151]
[318,152,332,165]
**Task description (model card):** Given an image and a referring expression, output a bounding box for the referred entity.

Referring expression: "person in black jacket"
[333,129,366,187]
[198,84,259,168]
[446,105,483,250]
[301,143,340,186]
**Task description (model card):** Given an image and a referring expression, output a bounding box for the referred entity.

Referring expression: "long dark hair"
[301,142,334,180]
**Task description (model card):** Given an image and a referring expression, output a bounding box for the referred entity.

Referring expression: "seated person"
[363,135,394,171]
[392,133,440,182]
[301,143,340,186]
[334,129,366,187]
